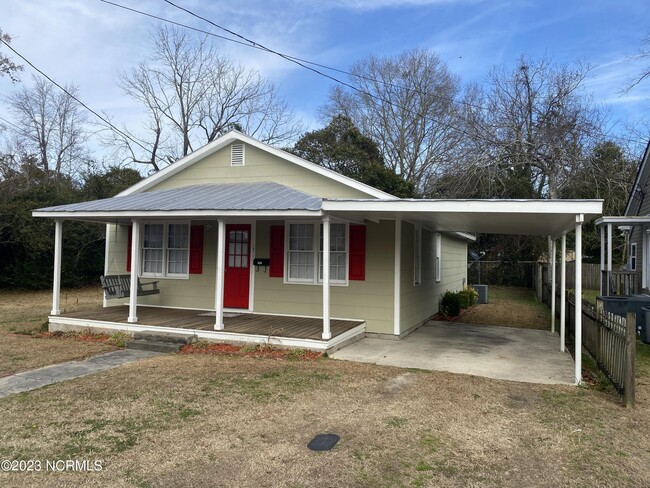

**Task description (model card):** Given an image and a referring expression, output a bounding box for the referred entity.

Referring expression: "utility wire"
[99,0,485,112]
[101,0,646,151]
[162,0,646,150]
[0,115,21,131]
[0,38,151,153]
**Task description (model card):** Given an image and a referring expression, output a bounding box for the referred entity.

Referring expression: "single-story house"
[33,130,602,384]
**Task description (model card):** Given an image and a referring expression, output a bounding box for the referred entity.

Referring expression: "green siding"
[253,220,395,334]
[146,143,375,199]
[400,223,468,334]
[105,219,397,334]
[105,221,218,310]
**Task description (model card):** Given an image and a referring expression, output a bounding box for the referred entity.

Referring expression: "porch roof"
[32,181,603,237]
[33,182,323,222]
[594,216,650,226]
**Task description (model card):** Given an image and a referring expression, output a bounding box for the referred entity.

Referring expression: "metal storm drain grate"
[307,433,340,451]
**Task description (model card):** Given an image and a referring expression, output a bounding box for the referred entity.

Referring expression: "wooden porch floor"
[60,306,363,341]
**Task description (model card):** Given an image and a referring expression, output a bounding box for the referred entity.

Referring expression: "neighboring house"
[598,140,650,296]
[34,131,602,373]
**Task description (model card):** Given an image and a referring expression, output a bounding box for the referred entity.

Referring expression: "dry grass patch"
[0,353,649,487]
[0,286,116,376]
[460,286,551,329]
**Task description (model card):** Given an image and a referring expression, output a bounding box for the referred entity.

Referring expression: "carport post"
[550,237,556,333]
[560,234,566,352]
[51,219,63,316]
[575,214,584,385]
[127,219,140,323]
[393,218,402,336]
[322,216,331,340]
[607,223,613,295]
[214,219,225,330]
[600,224,605,295]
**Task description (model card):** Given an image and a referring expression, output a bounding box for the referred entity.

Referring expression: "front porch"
[49,306,366,352]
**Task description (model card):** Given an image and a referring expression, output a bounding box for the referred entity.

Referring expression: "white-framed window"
[414,226,422,286]
[320,223,347,282]
[435,232,442,283]
[286,221,348,285]
[630,242,637,271]
[142,222,190,278]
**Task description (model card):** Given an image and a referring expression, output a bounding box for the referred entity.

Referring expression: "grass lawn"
[459,286,551,329]
[0,286,118,376]
[1,289,649,487]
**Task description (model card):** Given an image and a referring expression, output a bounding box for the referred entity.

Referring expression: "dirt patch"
[0,286,116,376]
[453,286,551,330]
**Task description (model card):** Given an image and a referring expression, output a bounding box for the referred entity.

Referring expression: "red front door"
[224,224,251,309]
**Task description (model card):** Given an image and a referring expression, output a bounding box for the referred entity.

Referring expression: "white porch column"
[607,223,613,295]
[103,223,110,308]
[550,237,556,333]
[560,234,566,352]
[393,218,402,336]
[575,214,584,385]
[643,227,648,290]
[127,219,141,323]
[600,224,605,295]
[322,216,331,340]
[214,219,226,331]
[51,219,63,315]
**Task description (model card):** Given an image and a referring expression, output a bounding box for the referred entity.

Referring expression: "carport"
[325,198,603,385]
[332,321,575,384]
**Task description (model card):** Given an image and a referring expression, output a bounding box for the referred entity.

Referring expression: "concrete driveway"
[332,321,575,385]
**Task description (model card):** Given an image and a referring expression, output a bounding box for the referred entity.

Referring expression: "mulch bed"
[179,342,323,361]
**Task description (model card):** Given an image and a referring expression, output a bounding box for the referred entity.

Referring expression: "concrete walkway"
[332,321,575,385]
[0,349,162,398]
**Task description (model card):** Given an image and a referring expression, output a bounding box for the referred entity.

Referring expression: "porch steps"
[125,332,197,354]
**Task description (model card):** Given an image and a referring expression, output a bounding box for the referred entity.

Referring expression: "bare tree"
[321,48,461,192]
[0,29,23,83]
[623,33,650,93]
[438,56,604,199]
[6,75,87,181]
[112,25,302,171]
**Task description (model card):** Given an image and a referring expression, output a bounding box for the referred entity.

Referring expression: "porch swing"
[100,229,160,300]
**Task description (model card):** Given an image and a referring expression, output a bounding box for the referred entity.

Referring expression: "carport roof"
[33,181,602,237]
[323,198,603,238]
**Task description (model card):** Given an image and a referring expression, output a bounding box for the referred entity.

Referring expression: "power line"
[0,115,21,131]
[101,0,647,151]
[99,0,484,111]
[0,38,151,154]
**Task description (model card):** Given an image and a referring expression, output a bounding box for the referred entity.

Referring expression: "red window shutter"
[269,225,284,277]
[189,225,204,274]
[349,225,366,281]
[126,226,132,272]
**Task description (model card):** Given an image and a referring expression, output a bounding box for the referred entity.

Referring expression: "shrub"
[440,291,462,317]
[458,290,471,308]
[458,286,479,308]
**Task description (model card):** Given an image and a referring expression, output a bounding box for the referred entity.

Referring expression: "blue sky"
[2,0,650,157]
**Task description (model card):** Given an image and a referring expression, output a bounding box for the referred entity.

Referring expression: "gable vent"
[231,143,245,166]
